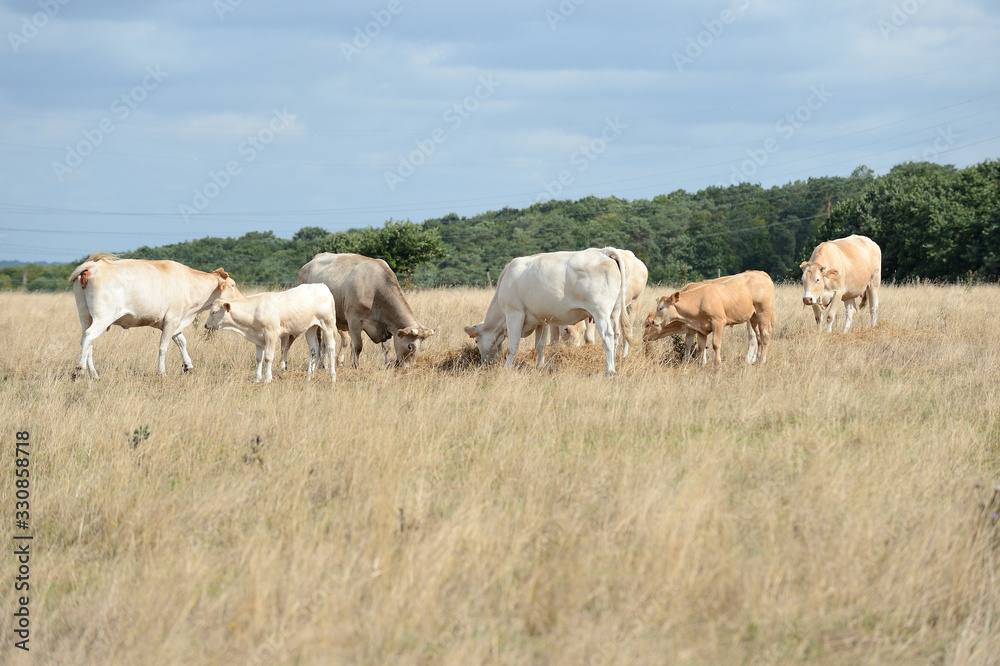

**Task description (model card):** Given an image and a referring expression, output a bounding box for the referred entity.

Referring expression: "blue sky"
[1,0,998,262]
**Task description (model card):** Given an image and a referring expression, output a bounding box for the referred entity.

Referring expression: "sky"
[0,0,998,263]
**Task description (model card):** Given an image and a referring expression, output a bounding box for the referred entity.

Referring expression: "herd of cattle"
[67,234,882,381]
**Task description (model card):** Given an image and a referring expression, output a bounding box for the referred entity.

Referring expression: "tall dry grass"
[0,283,998,665]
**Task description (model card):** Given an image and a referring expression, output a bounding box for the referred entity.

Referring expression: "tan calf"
[650,271,775,366]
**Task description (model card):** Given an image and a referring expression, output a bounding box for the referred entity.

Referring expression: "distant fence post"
[717,268,721,278]
[486,270,492,288]
[22,269,27,292]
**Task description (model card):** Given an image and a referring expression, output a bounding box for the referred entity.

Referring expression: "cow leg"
[592,316,617,376]
[534,325,549,368]
[745,318,759,364]
[304,328,319,381]
[548,323,560,346]
[262,335,277,383]
[684,330,697,362]
[842,297,856,334]
[757,315,771,365]
[584,318,596,345]
[173,332,194,372]
[76,318,113,380]
[347,321,364,368]
[254,346,265,383]
[320,325,337,382]
[281,334,296,371]
[710,319,725,366]
[157,323,182,376]
[503,313,526,369]
[696,332,709,367]
[623,304,634,357]
[337,329,351,367]
[811,303,822,330]
[868,283,880,327]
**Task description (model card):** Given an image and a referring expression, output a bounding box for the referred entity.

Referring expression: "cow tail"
[603,248,641,350]
[69,262,96,288]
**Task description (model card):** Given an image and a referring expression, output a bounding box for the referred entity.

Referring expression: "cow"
[464,248,640,376]
[643,273,762,363]
[545,249,646,352]
[800,234,881,333]
[648,270,775,366]
[550,317,596,347]
[68,253,242,379]
[297,253,434,367]
[203,283,337,383]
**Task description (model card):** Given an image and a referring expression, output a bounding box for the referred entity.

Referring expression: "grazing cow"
[643,273,761,363]
[800,234,881,333]
[68,253,242,379]
[297,253,434,367]
[464,248,640,376]
[204,283,337,383]
[649,270,775,366]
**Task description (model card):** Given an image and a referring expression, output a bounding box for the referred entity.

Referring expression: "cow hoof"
[71,367,83,381]
[182,365,193,374]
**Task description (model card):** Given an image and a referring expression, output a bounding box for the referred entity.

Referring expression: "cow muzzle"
[803,296,815,306]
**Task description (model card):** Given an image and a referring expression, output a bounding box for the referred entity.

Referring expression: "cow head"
[464,322,506,365]
[204,299,233,330]
[393,326,434,367]
[800,262,840,307]
[212,268,243,299]
[644,296,690,341]
[559,320,588,347]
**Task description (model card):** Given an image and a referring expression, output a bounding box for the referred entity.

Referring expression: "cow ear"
[669,292,681,304]
[825,269,839,279]
[419,328,435,339]
[799,261,808,270]
[224,302,231,312]
[463,326,478,339]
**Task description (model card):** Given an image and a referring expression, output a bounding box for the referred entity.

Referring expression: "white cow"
[68,253,242,379]
[464,248,639,376]
[800,235,881,333]
[204,283,337,383]
[548,249,647,355]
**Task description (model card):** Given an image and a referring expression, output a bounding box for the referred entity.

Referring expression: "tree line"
[2,159,997,292]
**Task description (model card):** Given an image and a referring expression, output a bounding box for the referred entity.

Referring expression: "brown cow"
[649,270,775,366]
[800,235,881,333]
[643,272,766,363]
[296,253,434,367]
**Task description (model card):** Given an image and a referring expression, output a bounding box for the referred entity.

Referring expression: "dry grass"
[1,283,998,665]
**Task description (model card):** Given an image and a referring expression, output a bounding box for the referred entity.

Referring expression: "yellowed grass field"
[1,283,998,665]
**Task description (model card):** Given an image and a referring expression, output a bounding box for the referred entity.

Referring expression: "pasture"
[0,283,998,665]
